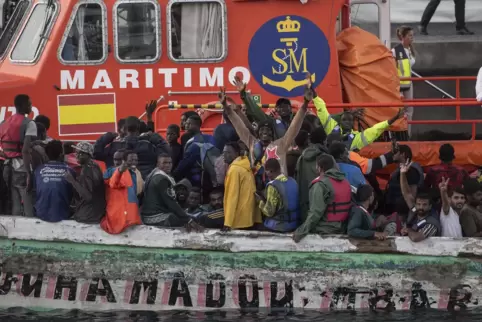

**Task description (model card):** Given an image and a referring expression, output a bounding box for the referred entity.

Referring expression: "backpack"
[189,134,220,187]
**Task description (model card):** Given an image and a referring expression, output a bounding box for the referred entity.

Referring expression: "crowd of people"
[1,74,481,243]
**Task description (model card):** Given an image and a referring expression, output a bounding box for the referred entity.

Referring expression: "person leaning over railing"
[347,185,397,240]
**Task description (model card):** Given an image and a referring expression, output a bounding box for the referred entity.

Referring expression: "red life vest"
[312,176,352,222]
[0,114,30,159]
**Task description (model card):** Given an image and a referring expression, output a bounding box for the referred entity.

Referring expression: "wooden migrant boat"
[0,216,481,312]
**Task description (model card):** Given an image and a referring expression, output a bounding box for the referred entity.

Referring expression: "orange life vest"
[325,178,352,222]
[0,114,31,159]
[312,176,352,222]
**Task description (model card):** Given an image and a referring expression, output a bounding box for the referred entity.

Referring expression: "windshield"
[10,1,57,62]
[0,0,30,59]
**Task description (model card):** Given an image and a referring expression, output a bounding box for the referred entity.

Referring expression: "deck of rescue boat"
[358,22,482,73]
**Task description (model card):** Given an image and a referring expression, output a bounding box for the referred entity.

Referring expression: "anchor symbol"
[261,16,315,92]
[262,73,316,92]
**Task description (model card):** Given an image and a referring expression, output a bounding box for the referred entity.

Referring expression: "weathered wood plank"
[0,217,481,257]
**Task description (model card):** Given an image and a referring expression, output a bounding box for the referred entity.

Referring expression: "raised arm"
[109,166,131,189]
[219,89,256,149]
[439,177,451,215]
[400,161,415,209]
[279,100,307,151]
[232,101,256,135]
[278,76,311,151]
[350,109,404,151]
[313,93,338,135]
[234,76,272,124]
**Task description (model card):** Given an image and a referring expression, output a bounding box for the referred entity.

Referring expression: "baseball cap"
[72,141,94,157]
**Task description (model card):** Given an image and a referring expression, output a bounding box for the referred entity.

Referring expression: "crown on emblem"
[276,16,301,33]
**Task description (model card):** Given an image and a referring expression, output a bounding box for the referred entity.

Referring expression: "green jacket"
[347,206,376,239]
[241,91,290,139]
[293,168,348,240]
[295,143,328,222]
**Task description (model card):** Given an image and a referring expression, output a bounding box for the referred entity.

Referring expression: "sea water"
[0,309,480,321]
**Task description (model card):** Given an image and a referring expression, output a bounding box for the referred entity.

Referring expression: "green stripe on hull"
[2,239,481,277]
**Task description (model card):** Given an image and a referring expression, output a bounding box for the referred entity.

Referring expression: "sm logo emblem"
[248,15,330,98]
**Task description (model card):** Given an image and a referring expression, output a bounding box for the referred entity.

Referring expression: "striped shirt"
[409,210,439,238]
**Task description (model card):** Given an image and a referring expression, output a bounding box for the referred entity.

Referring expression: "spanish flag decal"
[57,93,116,135]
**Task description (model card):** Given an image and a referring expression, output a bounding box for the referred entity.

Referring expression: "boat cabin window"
[114,0,161,63]
[0,0,30,59]
[10,1,58,63]
[59,2,107,65]
[168,0,226,62]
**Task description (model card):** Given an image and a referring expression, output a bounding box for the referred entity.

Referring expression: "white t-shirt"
[391,47,416,67]
[440,207,463,238]
[476,67,482,102]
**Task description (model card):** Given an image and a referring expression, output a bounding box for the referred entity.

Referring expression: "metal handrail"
[411,70,455,99]
[154,99,482,139]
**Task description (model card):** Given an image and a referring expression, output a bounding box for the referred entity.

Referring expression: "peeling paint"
[0,238,482,311]
[1,217,482,311]
[2,217,482,256]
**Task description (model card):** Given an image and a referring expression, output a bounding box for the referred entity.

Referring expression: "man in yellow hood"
[222,142,261,230]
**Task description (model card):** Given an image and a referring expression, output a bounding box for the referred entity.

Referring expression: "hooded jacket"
[293,168,350,240]
[101,167,143,234]
[173,133,216,185]
[294,143,328,222]
[224,156,261,229]
[94,133,170,179]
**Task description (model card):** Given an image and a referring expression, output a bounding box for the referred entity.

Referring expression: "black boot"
[456,27,474,35]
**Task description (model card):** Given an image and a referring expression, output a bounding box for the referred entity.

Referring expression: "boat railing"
[154,100,482,139]
[410,71,456,99]
[400,75,477,100]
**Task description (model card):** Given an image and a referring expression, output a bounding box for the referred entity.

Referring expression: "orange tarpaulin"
[336,27,407,131]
